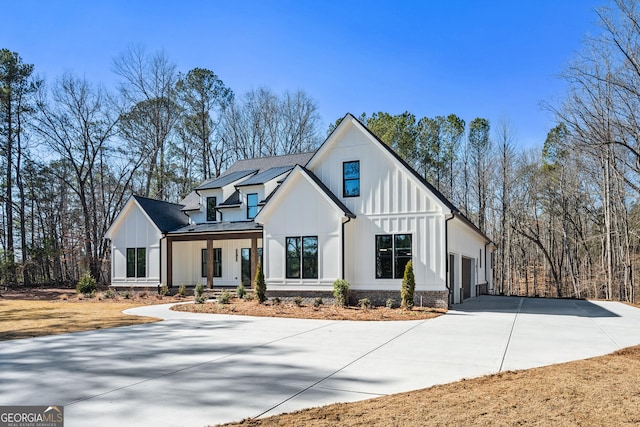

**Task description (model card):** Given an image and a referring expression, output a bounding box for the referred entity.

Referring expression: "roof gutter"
[445,212,455,309]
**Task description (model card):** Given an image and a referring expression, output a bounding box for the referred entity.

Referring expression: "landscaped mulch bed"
[172,298,444,321]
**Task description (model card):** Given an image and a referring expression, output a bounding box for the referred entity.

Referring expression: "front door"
[241,248,251,286]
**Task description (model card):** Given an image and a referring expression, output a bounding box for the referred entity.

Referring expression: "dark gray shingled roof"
[235,166,294,187]
[168,221,262,235]
[223,152,315,175]
[195,169,257,191]
[133,195,190,232]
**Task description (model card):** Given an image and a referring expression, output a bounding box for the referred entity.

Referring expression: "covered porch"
[164,222,263,289]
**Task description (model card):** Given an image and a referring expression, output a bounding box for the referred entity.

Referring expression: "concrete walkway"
[1,296,639,426]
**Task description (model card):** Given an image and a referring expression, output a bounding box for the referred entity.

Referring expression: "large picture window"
[286,236,318,279]
[206,196,217,222]
[343,160,360,197]
[247,193,258,219]
[201,248,222,278]
[126,247,146,278]
[376,234,412,279]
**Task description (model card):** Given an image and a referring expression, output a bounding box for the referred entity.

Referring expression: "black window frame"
[286,236,318,279]
[201,248,222,278]
[247,193,259,219]
[343,160,360,197]
[375,234,412,279]
[206,196,217,222]
[126,247,146,278]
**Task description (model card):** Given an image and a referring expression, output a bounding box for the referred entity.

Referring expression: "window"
[286,236,318,279]
[375,234,412,279]
[206,196,217,222]
[201,248,222,278]
[343,160,360,197]
[247,193,258,219]
[126,248,146,278]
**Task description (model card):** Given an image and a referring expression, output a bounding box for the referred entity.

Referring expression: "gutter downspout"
[342,216,352,279]
[445,213,455,308]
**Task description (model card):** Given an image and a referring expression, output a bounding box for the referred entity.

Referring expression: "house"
[105,114,494,307]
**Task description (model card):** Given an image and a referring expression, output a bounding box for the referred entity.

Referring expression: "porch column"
[250,236,258,289]
[207,239,214,289]
[166,236,173,287]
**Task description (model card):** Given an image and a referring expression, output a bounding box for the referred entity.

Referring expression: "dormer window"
[206,196,217,221]
[247,193,258,219]
[343,160,360,197]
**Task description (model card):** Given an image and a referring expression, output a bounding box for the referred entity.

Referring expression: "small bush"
[254,262,266,303]
[194,282,205,298]
[244,292,254,301]
[76,272,97,295]
[359,297,372,310]
[178,284,186,297]
[160,284,170,296]
[236,282,246,299]
[401,260,415,309]
[218,290,232,304]
[138,290,148,299]
[386,298,397,309]
[119,290,131,299]
[294,296,303,307]
[333,279,350,307]
[103,289,116,299]
[195,295,207,304]
[273,296,281,305]
[313,297,323,308]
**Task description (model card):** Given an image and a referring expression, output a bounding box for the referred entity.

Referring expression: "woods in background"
[1,0,639,303]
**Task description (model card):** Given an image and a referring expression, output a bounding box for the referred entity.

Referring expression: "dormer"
[188,170,257,223]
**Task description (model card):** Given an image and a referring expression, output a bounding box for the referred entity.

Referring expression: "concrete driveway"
[1,296,640,426]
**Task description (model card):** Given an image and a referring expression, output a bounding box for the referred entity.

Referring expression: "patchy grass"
[217,345,640,427]
[173,298,444,321]
[0,299,160,341]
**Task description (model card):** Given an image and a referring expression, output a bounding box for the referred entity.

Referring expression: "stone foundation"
[265,289,449,309]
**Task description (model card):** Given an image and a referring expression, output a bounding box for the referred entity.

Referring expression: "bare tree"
[113,46,180,199]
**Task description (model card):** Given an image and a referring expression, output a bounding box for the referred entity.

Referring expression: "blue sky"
[3,0,604,148]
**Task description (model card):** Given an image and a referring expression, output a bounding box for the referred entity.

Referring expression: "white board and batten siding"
[260,170,344,290]
[109,201,162,287]
[309,120,449,292]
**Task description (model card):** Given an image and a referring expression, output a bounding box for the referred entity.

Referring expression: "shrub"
[76,272,97,295]
[401,260,415,309]
[273,296,281,305]
[236,282,246,299]
[160,284,170,296]
[194,282,205,298]
[294,296,303,307]
[218,290,232,304]
[359,297,372,309]
[138,290,148,299]
[333,279,350,307]
[386,298,397,309]
[195,295,207,304]
[103,288,116,299]
[178,284,186,297]
[254,262,266,303]
[313,297,323,308]
[119,290,131,299]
